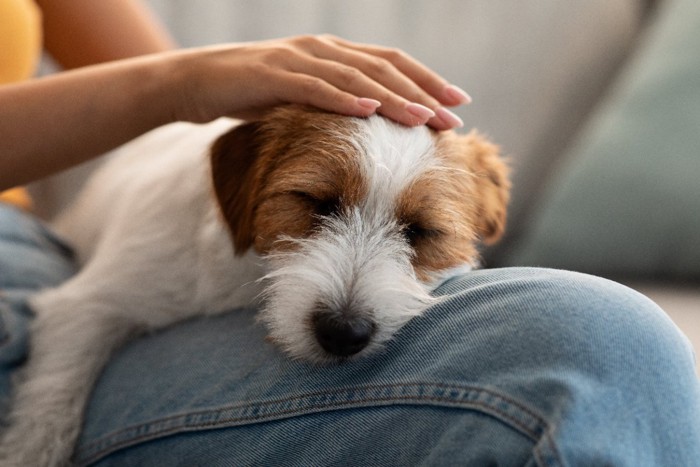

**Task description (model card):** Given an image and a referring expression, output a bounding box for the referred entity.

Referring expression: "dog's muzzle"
[311,306,376,357]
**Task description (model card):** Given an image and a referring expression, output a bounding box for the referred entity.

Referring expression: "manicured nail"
[405,102,436,121]
[357,97,381,110]
[435,107,464,128]
[444,84,472,105]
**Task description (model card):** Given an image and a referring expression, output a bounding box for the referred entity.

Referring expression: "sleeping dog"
[0,105,510,465]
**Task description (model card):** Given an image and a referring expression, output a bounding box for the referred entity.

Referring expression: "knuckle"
[318,33,339,42]
[380,46,407,63]
[336,65,365,87]
[367,57,395,77]
[298,75,326,94]
[261,44,296,63]
[291,34,319,48]
[247,59,274,78]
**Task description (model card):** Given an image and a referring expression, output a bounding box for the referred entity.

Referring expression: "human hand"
[166,35,471,130]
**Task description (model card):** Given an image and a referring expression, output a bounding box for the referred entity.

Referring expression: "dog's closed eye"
[400,222,442,247]
[291,191,342,219]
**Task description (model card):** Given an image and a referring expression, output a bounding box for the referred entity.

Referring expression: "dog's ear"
[210,122,263,254]
[444,131,511,245]
[463,132,511,244]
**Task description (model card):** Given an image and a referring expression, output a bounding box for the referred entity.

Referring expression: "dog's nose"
[312,310,375,357]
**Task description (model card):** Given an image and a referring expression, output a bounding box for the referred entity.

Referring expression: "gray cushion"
[507,0,700,280]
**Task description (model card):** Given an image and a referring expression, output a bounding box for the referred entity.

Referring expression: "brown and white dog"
[0,105,509,465]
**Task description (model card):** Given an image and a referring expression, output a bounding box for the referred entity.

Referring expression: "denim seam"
[531,431,564,467]
[77,382,563,466]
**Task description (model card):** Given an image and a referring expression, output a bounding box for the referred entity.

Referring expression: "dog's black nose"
[312,310,375,357]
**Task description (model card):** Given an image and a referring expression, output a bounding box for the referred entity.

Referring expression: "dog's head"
[211,105,510,362]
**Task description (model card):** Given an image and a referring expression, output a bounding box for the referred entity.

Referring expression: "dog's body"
[0,106,509,465]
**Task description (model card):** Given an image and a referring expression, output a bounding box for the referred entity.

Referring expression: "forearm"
[37,0,175,68]
[0,55,176,190]
[0,0,176,190]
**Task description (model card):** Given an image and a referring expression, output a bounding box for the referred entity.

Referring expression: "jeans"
[1,204,699,466]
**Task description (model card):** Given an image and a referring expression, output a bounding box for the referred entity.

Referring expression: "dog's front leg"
[0,292,138,467]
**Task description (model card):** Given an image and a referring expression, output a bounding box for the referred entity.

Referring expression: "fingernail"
[444,84,472,105]
[357,97,381,110]
[435,107,464,128]
[405,102,436,121]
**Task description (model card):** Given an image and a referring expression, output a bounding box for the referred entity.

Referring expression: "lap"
[1,205,698,466]
[79,269,699,466]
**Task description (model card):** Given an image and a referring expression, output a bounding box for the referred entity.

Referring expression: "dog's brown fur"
[211,105,510,280]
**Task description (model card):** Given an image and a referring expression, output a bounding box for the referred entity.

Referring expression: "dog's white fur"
[0,106,509,465]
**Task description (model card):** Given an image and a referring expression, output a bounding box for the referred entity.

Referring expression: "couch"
[31,0,698,370]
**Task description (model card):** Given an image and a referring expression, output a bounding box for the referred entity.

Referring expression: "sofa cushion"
[507,0,700,280]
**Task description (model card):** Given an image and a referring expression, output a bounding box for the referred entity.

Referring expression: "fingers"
[322,35,471,106]
[288,35,470,130]
[268,69,383,118]
[274,51,436,127]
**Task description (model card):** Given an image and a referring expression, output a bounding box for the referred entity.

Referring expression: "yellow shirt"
[0,0,42,84]
[0,0,42,208]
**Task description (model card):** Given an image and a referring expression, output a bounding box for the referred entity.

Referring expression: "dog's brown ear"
[446,131,511,245]
[464,132,511,244]
[210,122,263,254]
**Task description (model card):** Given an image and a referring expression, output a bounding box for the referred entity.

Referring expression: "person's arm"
[0,54,175,190]
[0,0,177,191]
[36,0,176,67]
[0,36,469,191]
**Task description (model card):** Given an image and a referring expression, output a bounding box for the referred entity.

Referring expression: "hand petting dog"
[0,34,470,191]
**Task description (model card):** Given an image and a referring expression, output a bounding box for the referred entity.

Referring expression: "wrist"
[156,48,213,124]
[133,52,185,126]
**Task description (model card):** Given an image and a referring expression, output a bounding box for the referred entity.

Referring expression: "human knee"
[538,269,694,375]
[434,267,696,378]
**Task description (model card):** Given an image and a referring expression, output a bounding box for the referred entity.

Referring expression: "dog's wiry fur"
[0,105,509,465]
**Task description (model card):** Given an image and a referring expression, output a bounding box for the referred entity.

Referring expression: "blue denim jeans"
[1,204,699,466]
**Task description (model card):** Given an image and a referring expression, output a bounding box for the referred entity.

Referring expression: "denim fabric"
[0,205,77,368]
[1,204,699,466]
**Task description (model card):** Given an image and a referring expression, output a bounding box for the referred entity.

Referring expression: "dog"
[0,105,510,465]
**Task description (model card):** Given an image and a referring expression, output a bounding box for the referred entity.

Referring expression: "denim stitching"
[85,382,546,441]
[77,382,563,466]
[531,433,563,467]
